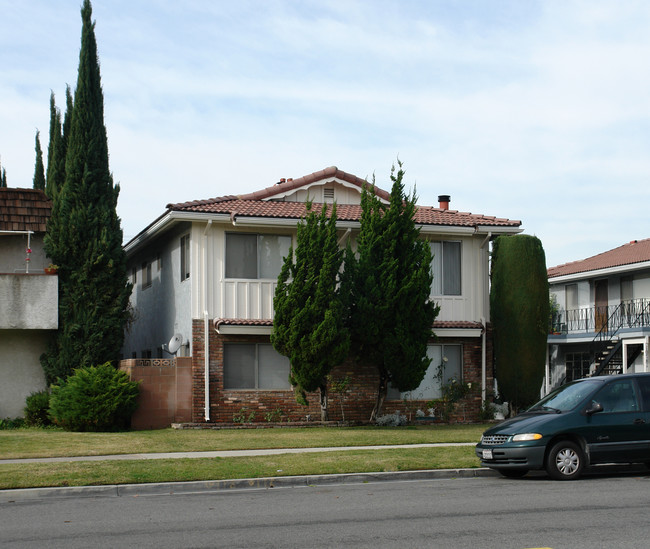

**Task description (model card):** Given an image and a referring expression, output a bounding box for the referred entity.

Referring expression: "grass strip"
[0,447,479,489]
[0,424,488,459]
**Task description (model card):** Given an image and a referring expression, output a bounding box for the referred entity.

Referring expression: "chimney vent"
[438,195,451,210]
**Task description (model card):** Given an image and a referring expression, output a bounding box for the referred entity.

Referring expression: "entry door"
[595,280,608,333]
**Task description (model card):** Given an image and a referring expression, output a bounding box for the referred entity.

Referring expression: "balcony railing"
[551,298,650,334]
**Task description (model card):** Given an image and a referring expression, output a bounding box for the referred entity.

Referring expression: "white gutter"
[480,318,487,404]
[203,220,213,421]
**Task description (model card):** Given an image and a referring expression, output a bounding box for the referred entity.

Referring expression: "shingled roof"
[548,238,650,278]
[0,188,51,232]
[166,166,521,230]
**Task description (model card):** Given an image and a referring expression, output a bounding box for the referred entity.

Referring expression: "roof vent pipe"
[438,195,451,210]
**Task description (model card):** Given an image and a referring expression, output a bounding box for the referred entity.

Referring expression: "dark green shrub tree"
[41,0,132,383]
[271,202,349,421]
[32,130,45,190]
[346,162,439,421]
[24,390,52,427]
[491,234,549,413]
[49,362,140,431]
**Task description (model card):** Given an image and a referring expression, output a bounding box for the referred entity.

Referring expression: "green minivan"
[476,373,650,480]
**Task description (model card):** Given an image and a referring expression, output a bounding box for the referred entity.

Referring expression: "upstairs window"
[180,234,190,281]
[225,233,291,280]
[430,241,461,296]
[141,261,152,289]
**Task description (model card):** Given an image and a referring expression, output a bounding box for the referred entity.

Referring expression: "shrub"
[49,362,140,432]
[375,412,408,426]
[0,417,25,430]
[24,390,52,427]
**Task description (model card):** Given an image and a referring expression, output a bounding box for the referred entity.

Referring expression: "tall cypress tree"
[491,234,549,413]
[0,159,6,188]
[33,130,46,190]
[42,0,132,383]
[346,162,439,421]
[271,202,349,421]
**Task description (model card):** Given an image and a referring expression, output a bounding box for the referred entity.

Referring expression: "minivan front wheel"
[546,441,584,480]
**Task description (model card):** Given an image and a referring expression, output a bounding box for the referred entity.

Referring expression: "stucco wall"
[122,224,192,359]
[0,330,49,418]
[0,274,58,329]
[0,233,49,273]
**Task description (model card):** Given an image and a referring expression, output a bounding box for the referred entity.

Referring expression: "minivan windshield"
[527,379,601,413]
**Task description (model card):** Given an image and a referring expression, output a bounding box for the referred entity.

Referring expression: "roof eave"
[549,260,650,283]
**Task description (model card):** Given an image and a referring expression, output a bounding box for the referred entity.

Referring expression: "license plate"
[482,449,493,460]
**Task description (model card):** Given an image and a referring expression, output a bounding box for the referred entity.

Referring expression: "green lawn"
[0,424,488,459]
[0,424,487,490]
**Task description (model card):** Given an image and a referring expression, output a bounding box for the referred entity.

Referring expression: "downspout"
[479,232,492,405]
[203,220,212,421]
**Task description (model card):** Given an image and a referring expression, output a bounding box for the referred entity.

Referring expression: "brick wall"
[190,319,494,425]
[120,357,193,430]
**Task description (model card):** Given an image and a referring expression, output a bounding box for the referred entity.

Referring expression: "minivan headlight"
[512,433,542,441]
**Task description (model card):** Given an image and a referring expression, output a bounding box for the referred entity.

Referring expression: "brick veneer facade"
[190,319,494,425]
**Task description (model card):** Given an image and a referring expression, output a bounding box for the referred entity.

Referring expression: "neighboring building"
[546,239,650,393]
[121,167,522,424]
[0,188,56,418]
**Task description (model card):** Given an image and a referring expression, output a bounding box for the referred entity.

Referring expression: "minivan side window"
[636,377,650,412]
[593,379,639,413]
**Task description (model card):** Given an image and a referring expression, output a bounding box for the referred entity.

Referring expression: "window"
[388,344,462,400]
[131,266,137,285]
[593,379,638,413]
[180,234,190,281]
[324,187,334,203]
[141,349,152,359]
[566,284,578,310]
[225,233,291,279]
[224,343,291,389]
[141,261,152,289]
[430,241,461,296]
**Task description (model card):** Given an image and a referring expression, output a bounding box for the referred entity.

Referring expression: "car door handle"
[634,418,646,425]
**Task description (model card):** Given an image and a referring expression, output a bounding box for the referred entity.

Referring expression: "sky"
[1,0,649,269]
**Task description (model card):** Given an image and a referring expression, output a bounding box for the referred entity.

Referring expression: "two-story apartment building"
[546,239,650,393]
[0,188,57,418]
[121,167,522,424]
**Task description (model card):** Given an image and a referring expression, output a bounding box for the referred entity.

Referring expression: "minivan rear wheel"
[546,441,584,480]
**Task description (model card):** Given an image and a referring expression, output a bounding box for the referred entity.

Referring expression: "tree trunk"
[369,370,388,422]
[319,384,329,422]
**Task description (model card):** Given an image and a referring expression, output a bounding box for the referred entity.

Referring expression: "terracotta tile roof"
[167,167,521,230]
[548,238,650,278]
[0,188,51,232]
[214,318,484,331]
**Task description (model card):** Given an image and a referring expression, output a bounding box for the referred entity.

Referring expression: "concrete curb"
[1,468,497,502]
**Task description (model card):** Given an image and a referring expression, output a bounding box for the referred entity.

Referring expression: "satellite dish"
[167,333,183,355]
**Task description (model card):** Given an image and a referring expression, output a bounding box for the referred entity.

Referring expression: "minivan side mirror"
[584,401,604,416]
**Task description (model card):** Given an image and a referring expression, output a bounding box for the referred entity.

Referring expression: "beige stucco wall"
[0,274,58,329]
[0,330,49,418]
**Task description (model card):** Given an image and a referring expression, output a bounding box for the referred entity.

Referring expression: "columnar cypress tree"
[271,202,349,421]
[0,159,6,187]
[33,130,46,190]
[42,0,132,383]
[491,234,549,413]
[347,162,439,421]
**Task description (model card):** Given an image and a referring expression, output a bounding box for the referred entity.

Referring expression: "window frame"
[430,240,462,296]
[141,261,152,289]
[223,343,291,390]
[224,232,292,280]
[180,234,190,282]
